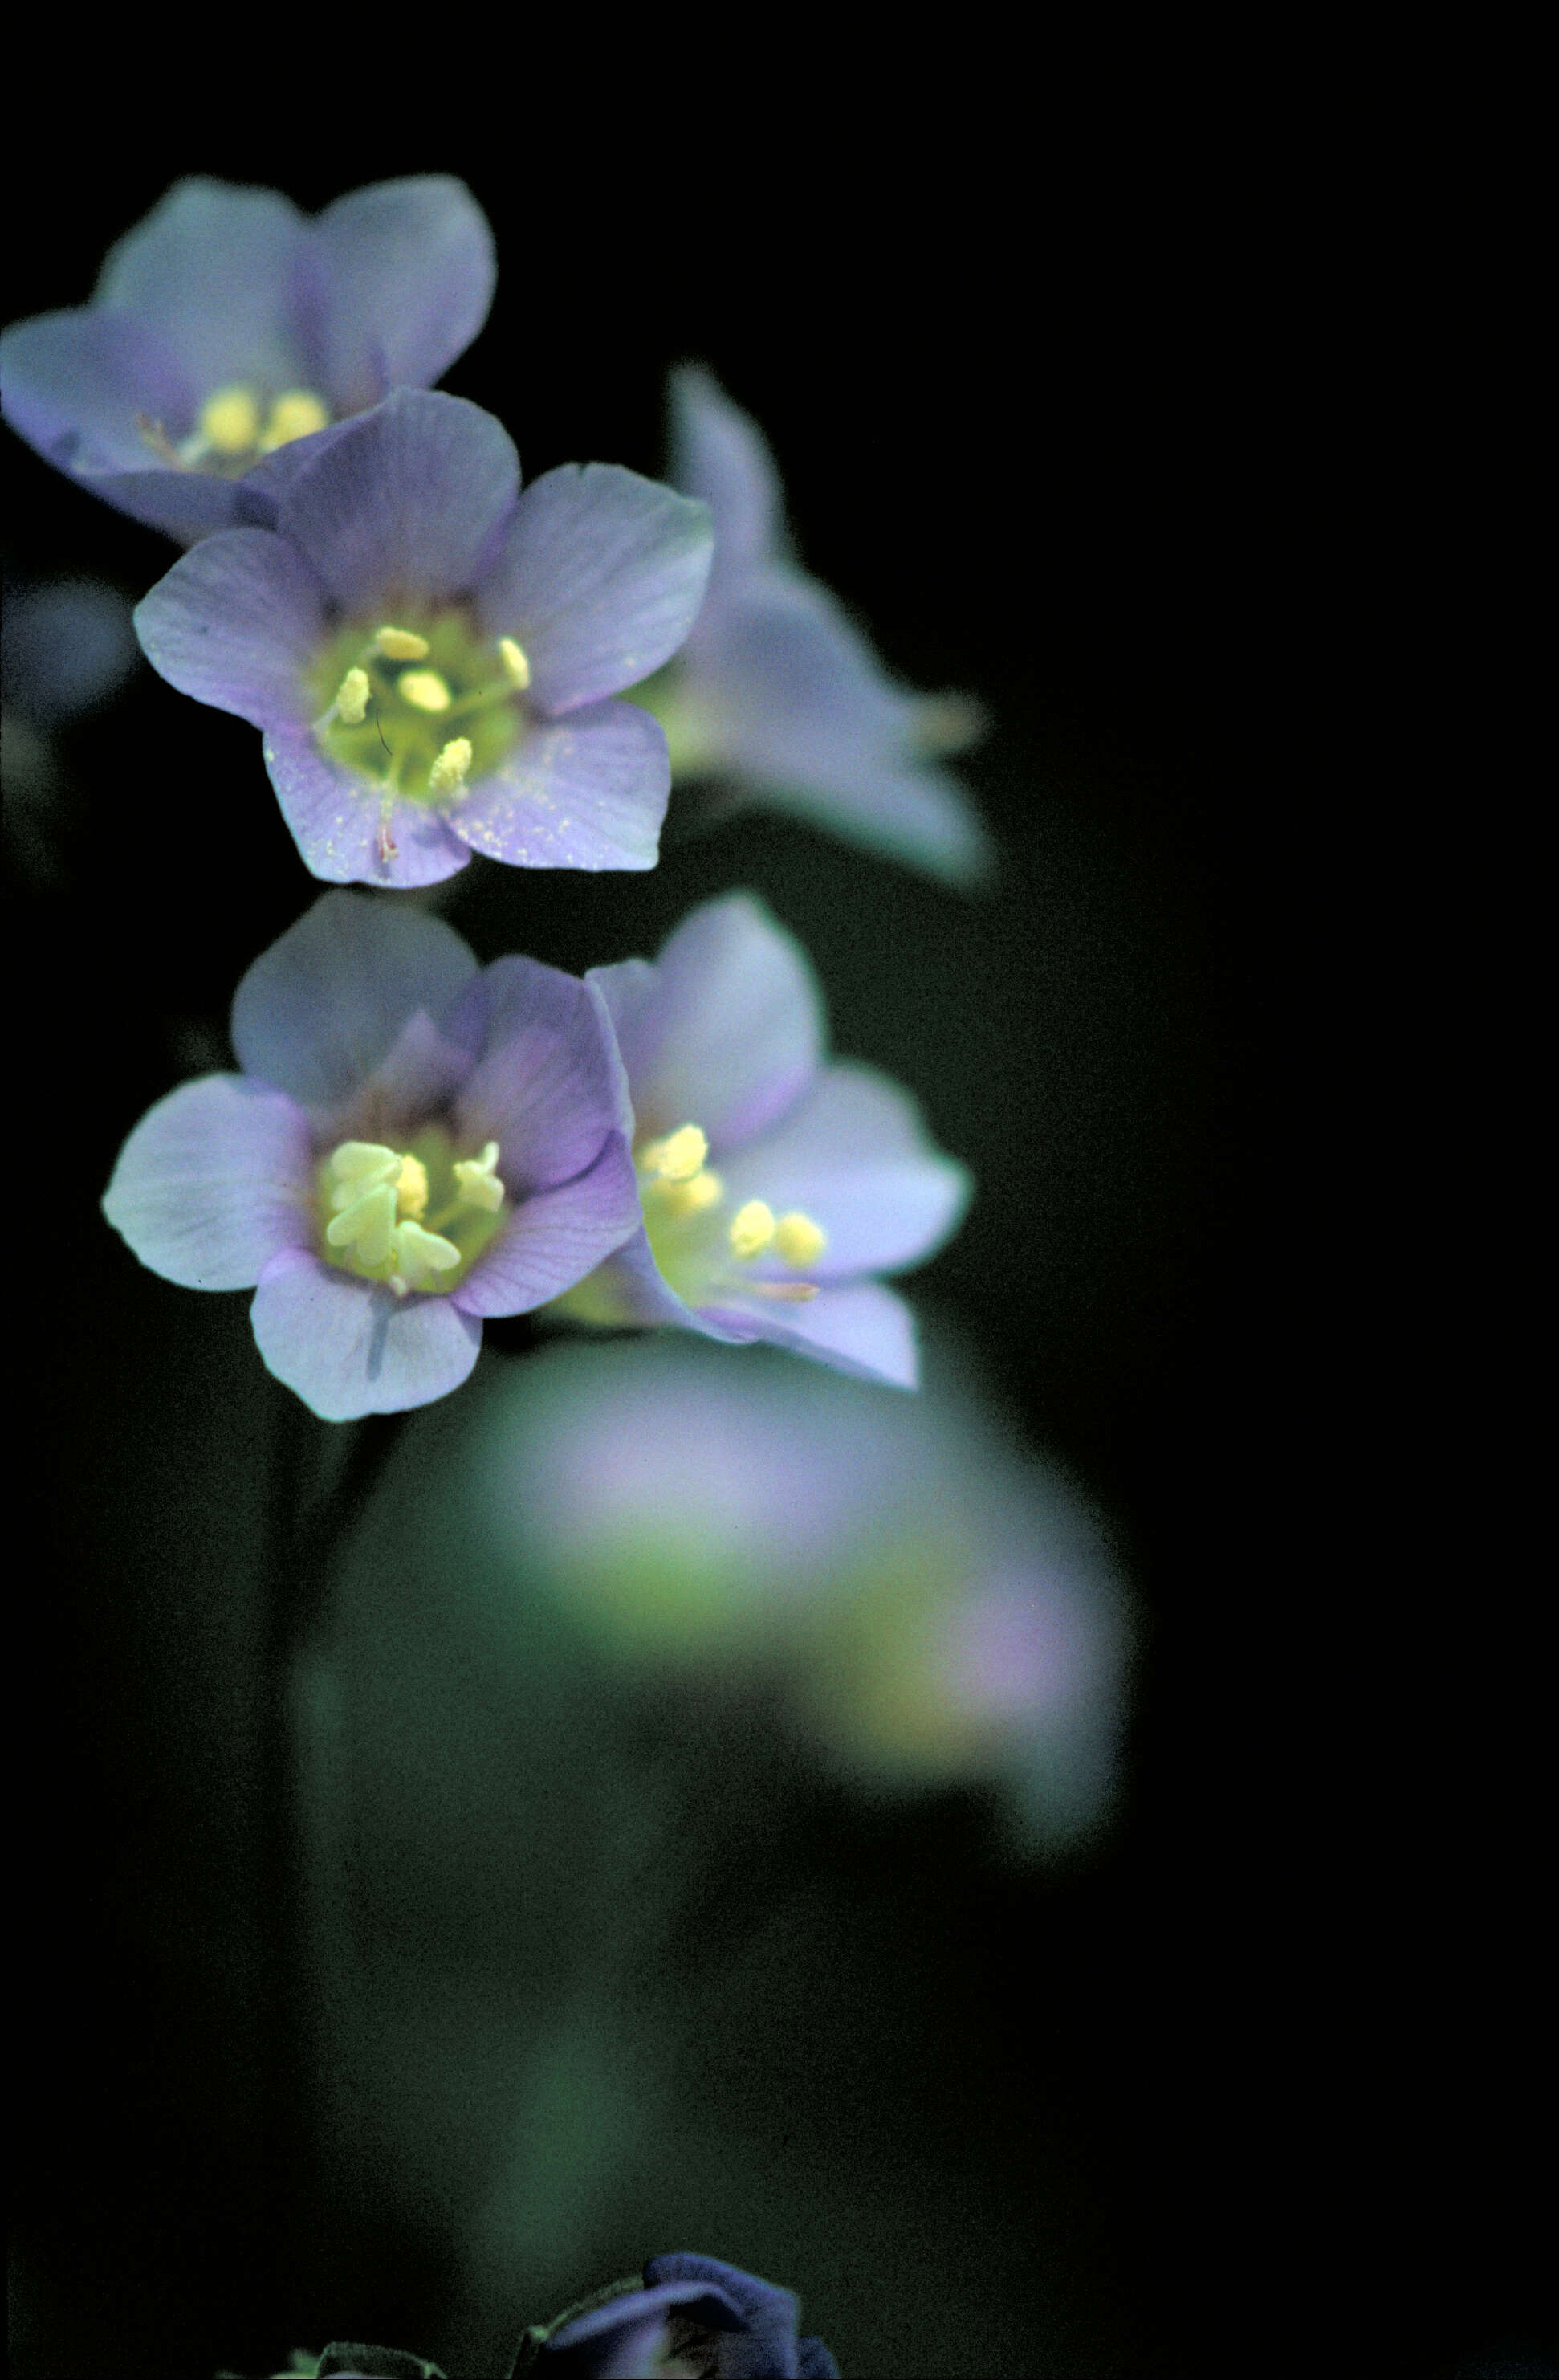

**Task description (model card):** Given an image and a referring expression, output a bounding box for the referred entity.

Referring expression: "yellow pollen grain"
[642,1124,709,1183]
[375,626,430,661]
[773,1210,828,1267]
[258,390,330,452]
[499,637,531,689]
[198,385,261,455]
[429,737,474,796]
[399,668,453,713]
[335,666,371,725]
[729,1199,776,1259]
[394,1154,429,1219]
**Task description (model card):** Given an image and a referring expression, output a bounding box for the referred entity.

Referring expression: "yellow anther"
[392,1219,461,1291]
[394,1154,429,1219]
[327,1182,397,1267]
[429,736,473,797]
[659,1168,723,1217]
[197,385,261,455]
[258,390,330,452]
[499,637,531,690]
[641,1124,710,1184]
[335,666,371,725]
[453,1141,504,1212]
[374,626,430,661]
[329,1142,401,1198]
[728,1199,777,1259]
[399,668,452,712]
[773,1210,828,1267]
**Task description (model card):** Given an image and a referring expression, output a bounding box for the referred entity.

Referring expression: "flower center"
[309,613,530,829]
[139,382,332,475]
[319,1128,507,1298]
[637,1121,827,1303]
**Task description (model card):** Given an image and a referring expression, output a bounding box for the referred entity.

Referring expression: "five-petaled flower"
[548,893,970,1388]
[632,367,992,887]
[102,893,643,1420]
[515,2252,839,2378]
[131,389,714,886]
[0,175,495,544]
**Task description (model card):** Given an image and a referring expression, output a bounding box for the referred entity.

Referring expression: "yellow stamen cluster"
[323,1138,505,1297]
[189,384,331,465]
[635,1120,828,1294]
[311,611,532,812]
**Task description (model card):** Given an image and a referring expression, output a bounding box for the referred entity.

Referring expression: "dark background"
[6,106,1549,2380]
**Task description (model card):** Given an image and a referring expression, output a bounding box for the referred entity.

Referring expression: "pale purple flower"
[102,893,641,1420]
[516,2254,838,2378]
[634,368,992,887]
[547,894,970,1388]
[1,175,495,543]
[131,389,713,887]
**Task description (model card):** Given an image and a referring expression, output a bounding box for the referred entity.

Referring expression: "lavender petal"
[95,177,311,400]
[313,176,495,416]
[134,528,324,724]
[448,697,669,872]
[102,1074,314,1290]
[250,1248,480,1420]
[455,959,631,1194]
[451,1135,641,1318]
[263,723,474,888]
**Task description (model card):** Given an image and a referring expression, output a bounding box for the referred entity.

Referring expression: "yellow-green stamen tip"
[429,736,474,797]
[390,1219,461,1294]
[375,626,431,662]
[499,637,531,690]
[661,1167,723,1216]
[258,390,330,453]
[197,385,262,456]
[641,1123,710,1183]
[398,668,452,713]
[773,1210,828,1267]
[728,1199,776,1259]
[453,1141,504,1212]
[335,666,371,726]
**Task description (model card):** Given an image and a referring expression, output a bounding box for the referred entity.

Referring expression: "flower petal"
[641,2255,802,2377]
[539,2281,744,2373]
[700,1278,920,1388]
[551,1225,705,1332]
[448,697,669,871]
[262,723,473,888]
[231,890,478,1110]
[452,1134,641,1318]
[134,528,324,724]
[102,1074,313,1290]
[312,176,496,415]
[797,2339,842,2378]
[455,959,630,1194]
[478,463,712,713]
[720,1060,971,1278]
[250,1248,480,1420]
[0,308,192,475]
[590,892,823,1152]
[95,177,311,398]
[276,389,518,613]
[670,365,786,583]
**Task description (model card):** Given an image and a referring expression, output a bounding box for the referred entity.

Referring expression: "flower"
[131,389,714,887]
[632,368,992,887]
[515,2254,838,2378]
[545,893,969,1388]
[1,175,495,543]
[101,892,641,1420]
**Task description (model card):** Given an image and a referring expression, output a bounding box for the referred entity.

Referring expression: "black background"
[6,90,1549,2380]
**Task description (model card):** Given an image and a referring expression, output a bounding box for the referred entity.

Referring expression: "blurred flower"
[102,892,640,1420]
[633,368,992,887]
[2,573,139,878]
[132,389,712,887]
[1,176,495,543]
[474,1334,1130,1848]
[547,895,969,1388]
[516,2254,837,2378]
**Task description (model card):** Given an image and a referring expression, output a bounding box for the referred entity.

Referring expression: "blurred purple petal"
[133,528,324,724]
[277,390,517,613]
[313,176,496,415]
[102,1074,313,1290]
[232,890,478,1111]
[796,2341,841,2378]
[449,698,669,872]
[592,893,823,1151]
[478,463,711,714]
[721,1060,971,1278]
[263,723,473,888]
[642,2255,804,2378]
[2,579,137,728]
[702,1278,919,1388]
[453,1135,641,1318]
[250,1248,479,1420]
[0,308,192,475]
[455,958,629,1193]
[95,177,311,397]
[670,365,786,584]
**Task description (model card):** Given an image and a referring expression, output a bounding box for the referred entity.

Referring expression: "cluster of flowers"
[3,177,983,1421]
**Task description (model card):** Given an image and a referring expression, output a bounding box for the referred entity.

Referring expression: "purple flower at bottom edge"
[519,2254,838,2378]
[0,174,495,543]
[636,367,992,890]
[132,389,713,886]
[101,892,641,1420]
[547,893,971,1390]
